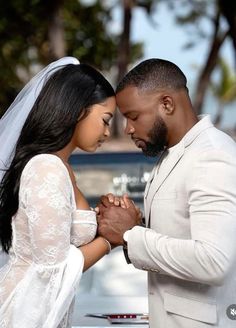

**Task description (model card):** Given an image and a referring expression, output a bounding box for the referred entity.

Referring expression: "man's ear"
[162,95,175,115]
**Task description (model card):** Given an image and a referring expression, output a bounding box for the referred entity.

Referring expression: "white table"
[72,295,148,327]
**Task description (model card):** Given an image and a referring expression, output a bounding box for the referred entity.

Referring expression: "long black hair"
[0,63,115,253]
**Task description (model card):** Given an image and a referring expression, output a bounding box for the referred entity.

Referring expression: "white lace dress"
[0,154,97,328]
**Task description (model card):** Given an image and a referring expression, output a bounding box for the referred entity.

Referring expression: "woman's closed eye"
[103,119,110,126]
[103,115,113,126]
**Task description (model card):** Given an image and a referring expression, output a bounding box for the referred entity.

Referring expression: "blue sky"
[111,2,234,87]
[81,0,234,87]
[110,2,236,129]
[81,0,235,128]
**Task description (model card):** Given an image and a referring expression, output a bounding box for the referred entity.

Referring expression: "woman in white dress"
[0,57,119,327]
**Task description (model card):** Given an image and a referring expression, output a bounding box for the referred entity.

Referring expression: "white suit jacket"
[127,116,236,328]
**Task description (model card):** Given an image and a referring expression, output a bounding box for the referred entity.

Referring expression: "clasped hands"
[96,193,142,247]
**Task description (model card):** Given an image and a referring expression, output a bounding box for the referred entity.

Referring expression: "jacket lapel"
[144,153,165,223]
[145,143,185,227]
[144,115,213,227]
[144,152,165,199]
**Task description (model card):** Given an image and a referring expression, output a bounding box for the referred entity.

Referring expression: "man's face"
[116,86,168,157]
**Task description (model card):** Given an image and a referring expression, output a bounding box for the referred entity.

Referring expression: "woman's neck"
[54,143,75,163]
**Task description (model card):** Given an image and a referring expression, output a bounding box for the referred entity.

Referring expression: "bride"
[0,57,120,327]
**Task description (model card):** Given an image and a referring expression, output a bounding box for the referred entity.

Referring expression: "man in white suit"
[97,59,236,327]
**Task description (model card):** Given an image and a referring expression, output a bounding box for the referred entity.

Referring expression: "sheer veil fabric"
[0,56,79,182]
[0,56,79,267]
[0,58,96,328]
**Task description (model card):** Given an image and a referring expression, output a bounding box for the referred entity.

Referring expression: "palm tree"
[210,57,236,126]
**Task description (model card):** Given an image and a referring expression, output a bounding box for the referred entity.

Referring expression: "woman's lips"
[97,140,105,147]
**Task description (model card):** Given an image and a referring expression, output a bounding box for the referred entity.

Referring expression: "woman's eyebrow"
[104,112,113,118]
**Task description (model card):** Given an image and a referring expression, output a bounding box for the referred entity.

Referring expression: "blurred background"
[0,0,236,137]
[0,1,236,326]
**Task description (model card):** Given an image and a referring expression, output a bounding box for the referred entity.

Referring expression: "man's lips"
[132,138,146,149]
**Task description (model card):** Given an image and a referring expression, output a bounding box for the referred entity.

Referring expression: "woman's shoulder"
[22,154,69,180]
[28,153,63,165]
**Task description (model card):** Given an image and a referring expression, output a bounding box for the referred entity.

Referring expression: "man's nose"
[124,122,134,135]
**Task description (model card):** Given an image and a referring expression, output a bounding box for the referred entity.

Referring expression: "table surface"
[72,295,148,327]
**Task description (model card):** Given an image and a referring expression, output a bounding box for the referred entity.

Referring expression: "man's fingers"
[106,193,125,207]
[100,195,114,208]
[114,196,122,206]
[119,198,126,209]
[135,206,142,215]
[106,193,115,203]
[97,213,109,226]
[123,193,135,208]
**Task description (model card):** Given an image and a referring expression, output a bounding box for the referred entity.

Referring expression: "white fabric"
[0,252,8,268]
[0,154,97,328]
[127,116,236,327]
[0,56,80,269]
[0,56,79,182]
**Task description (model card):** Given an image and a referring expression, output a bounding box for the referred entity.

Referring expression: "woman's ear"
[162,95,175,115]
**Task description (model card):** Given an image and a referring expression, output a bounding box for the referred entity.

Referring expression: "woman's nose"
[104,125,111,137]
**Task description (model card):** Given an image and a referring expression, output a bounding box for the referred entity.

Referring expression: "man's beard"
[143,116,168,157]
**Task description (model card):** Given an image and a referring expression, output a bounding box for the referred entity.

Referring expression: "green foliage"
[63,0,118,70]
[211,58,236,103]
[0,0,46,115]
[162,0,217,46]
[0,0,143,115]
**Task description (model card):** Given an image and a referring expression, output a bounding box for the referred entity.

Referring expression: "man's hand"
[97,193,143,221]
[97,195,141,246]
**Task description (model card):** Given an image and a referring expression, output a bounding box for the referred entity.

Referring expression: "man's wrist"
[123,230,130,249]
[123,230,131,264]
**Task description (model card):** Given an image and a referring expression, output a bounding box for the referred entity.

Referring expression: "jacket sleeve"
[127,150,236,286]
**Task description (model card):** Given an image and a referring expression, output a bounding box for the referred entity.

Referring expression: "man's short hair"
[116,58,188,93]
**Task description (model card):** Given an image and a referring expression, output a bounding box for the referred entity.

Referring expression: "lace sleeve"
[20,154,73,265]
[13,154,84,328]
[71,210,97,247]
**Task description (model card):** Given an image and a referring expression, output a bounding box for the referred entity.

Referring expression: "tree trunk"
[193,12,228,114]
[218,0,236,67]
[48,0,66,61]
[112,0,134,138]
[117,0,134,83]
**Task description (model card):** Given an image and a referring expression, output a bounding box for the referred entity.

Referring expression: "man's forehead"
[116,85,139,96]
[116,85,160,108]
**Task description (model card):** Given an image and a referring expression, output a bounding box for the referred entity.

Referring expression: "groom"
[97,58,236,328]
